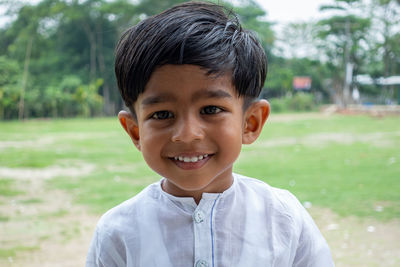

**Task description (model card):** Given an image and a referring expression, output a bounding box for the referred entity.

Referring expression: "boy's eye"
[150,111,174,120]
[200,106,223,115]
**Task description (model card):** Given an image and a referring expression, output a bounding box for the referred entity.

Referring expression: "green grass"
[18,198,43,204]
[36,209,69,220]
[0,114,399,220]
[0,178,22,196]
[0,214,9,222]
[0,245,40,259]
[236,114,400,220]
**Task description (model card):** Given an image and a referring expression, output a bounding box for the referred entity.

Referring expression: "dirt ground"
[0,165,399,267]
[311,207,400,266]
[0,165,99,267]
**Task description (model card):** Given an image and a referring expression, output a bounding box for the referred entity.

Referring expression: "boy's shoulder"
[235,173,314,231]
[235,173,303,213]
[95,181,161,232]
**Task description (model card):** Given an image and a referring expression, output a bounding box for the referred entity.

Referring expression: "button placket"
[193,203,211,267]
[193,210,205,223]
[195,259,209,267]
[192,195,221,267]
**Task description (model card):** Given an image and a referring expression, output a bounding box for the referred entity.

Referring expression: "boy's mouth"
[169,153,213,170]
[173,154,209,163]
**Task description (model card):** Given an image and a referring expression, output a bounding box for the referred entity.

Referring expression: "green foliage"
[71,78,104,117]
[0,0,276,120]
[314,0,375,104]
[316,13,371,71]
[269,93,316,113]
[232,0,275,50]
[366,0,400,78]
[288,93,315,111]
[0,56,21,119]
[266,57,331,103]
[266,66,294,94]
[0,71,103,119]
[0,0,117,119]
[0,0,398,119]
[136,0,186,15]
[269,97,289,113]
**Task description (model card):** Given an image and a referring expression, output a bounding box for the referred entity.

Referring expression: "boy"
[86,2,334,266]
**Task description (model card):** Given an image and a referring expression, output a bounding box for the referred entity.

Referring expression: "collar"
[157,173,238,213]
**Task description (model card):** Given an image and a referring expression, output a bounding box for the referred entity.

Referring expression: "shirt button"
[193,210,205,223]
[195,259,209,267]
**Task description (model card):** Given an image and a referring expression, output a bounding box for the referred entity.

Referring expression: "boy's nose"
[171,115,204,143]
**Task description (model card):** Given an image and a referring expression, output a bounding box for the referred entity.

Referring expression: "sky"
[254,0,329,57]
[0,0,330,58]
[255,0,326,24]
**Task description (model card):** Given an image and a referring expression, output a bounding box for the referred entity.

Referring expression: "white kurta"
[86,173,334,267]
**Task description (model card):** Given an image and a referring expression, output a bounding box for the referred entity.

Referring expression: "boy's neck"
[161,174,235,205]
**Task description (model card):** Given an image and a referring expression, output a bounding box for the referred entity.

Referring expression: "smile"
[173,154,209,163]
[169,153,213,170]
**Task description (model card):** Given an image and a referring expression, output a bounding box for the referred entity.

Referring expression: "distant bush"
[289,93,315,111]
[269,97,289,113]
[268,93,316,113]
[0,73,104,119]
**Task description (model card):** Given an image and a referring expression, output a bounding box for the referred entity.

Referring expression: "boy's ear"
[242,99,270,145]
[118,110,141,151]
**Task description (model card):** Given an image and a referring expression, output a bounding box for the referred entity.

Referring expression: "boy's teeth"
[174,154,208,162]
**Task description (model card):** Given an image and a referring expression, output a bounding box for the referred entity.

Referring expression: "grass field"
[0,113,399,266]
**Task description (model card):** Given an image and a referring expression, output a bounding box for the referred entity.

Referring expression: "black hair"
[115,1,267,113]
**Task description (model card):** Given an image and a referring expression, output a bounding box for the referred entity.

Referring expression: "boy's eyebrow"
[141,93,176,107]
[140,89,232,107]
[191,89,232,101]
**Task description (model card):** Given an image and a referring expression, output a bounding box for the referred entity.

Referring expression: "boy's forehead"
[151,64,231,81]
[144,65,235,94]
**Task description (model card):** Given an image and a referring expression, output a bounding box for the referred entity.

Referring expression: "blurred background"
[0,0,399,119]
[0,0,399,266]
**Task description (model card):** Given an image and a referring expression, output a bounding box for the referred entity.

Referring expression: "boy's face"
[119,64,269,200]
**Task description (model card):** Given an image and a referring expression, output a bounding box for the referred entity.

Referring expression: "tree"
[364,0,400,101]
[232,0,274,54]
[371,0,400,76]
[316,0,371,106]
[51,0,120,115]
[275,22,319,59]
[0,0,136,118]
[135,0,186,15]
[0,0,276,119]
[0,56,21,119]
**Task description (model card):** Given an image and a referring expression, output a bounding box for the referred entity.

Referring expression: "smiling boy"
[86,2,334,267]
